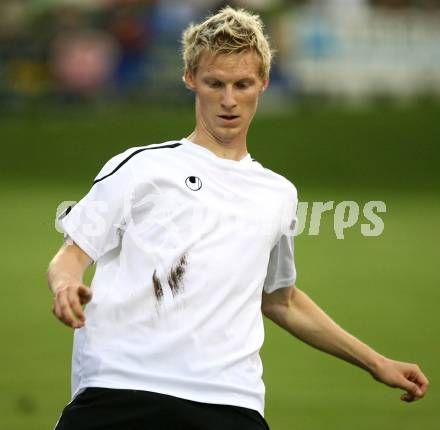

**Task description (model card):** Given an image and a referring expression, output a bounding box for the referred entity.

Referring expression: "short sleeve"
[263,234,296,294]
[58,151,134,262]
[263,188,297,294]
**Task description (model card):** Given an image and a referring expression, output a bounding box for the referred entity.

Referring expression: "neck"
[186,129,248,162]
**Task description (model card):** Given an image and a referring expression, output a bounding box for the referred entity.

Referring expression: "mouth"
[218,115,240,122]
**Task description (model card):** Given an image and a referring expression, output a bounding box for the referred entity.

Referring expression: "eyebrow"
[237,78,256,84]
[202,77,256,84]
[203,77,221,83]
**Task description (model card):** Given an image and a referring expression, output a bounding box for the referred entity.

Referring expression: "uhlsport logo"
[185,176,202,191]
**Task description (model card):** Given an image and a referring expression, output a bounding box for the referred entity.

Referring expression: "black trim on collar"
[93,142,182,185]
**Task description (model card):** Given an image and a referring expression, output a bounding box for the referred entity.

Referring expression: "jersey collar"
[181,138,253,165]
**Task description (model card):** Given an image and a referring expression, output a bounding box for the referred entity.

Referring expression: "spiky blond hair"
[182,6,273,81]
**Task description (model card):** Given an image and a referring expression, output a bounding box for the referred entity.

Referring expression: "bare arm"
[262,285,429,402]
[47,241,93,329]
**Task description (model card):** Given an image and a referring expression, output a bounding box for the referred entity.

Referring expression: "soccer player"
[48,7,428,430]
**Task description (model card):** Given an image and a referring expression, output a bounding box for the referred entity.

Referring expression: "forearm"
[48,242,93,328]
[268,288,385,374]
[47,243,90,294]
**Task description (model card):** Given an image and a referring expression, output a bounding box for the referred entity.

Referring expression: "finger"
[407,372,428,398]
[58,293,81,328]
[78,285,93,305]
[412,373,429,397]
[52,300,61,320]
[67,288,85,324]
[53,295,65,323]
[400,392,415,402]
[400,378,421,398]
[400,378,425,401]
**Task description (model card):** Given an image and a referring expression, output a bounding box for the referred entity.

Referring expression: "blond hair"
[182,6,273,81]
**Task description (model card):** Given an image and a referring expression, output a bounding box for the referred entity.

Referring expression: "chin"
[217,125,240,136]
[216,131,238,144]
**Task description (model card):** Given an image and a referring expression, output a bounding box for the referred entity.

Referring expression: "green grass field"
[1,103,439,429]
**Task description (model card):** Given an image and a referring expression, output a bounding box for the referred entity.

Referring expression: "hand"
[52,283,93,329]
[371,357,429,402]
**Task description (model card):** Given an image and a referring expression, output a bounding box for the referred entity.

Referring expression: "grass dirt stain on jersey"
[152,254,188,303]
[152,270,164,303]
[167,255,187,297]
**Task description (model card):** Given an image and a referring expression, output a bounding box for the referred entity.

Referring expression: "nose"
[221,85,237,110]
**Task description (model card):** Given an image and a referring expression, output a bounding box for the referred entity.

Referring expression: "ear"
[183,71,196,92]
[260,78,269,93]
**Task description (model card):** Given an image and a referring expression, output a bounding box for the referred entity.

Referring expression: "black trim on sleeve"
[93,142,182,185]
[57,204,75,221]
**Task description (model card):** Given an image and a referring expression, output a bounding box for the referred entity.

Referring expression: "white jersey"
[59,138,297,416]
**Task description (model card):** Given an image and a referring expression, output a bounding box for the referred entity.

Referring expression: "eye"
[235,80,252,90]
[207,80,223,89]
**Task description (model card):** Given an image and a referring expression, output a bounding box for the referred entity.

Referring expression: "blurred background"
[0,1,439,430]
[1,0,440,105]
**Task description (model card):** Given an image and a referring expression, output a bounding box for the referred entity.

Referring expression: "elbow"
[262,300,290,326]
[261,286,298,326]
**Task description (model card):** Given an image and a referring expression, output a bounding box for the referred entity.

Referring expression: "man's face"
[185,50,267,146]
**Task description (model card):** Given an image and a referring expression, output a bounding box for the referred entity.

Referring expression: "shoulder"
[250,159,298,200]
[105,140,183,168]
[94,140,183,184]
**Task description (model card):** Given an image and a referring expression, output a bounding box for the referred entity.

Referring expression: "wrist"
[365,353,388,376]
[48,277,80,295]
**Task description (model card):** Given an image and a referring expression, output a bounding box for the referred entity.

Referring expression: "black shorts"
[54,387,270,430]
